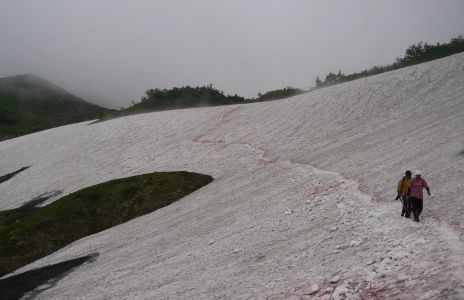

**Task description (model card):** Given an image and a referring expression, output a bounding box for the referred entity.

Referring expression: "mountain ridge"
[0,74,112,141]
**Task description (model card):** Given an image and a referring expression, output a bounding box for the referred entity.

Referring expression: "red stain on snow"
[292,278,408,300]
[346,175,370,195]
[193,107,239,144]
[429,213,441,222]
[255,146,279,165]
[344,174,388,202]
[218,106,240,124]
[194,108,381,203]
[198,109,447,233]
[192,107,280,166]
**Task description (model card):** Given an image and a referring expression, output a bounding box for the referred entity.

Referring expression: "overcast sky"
[1,0,463,109]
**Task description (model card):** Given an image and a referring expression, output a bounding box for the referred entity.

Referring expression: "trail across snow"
[1,54,464,299]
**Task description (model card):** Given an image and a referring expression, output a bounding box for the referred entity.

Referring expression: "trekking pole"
[399,196,405,206]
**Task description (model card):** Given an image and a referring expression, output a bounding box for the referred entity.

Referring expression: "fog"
[1,0,463,109]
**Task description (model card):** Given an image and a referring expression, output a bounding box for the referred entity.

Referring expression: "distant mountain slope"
[0,74,111,141]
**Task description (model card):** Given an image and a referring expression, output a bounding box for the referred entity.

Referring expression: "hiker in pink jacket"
[407,170,431,222]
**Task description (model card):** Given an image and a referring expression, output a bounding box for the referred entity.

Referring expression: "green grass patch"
[0,191,61,231]
[0,171,213,277]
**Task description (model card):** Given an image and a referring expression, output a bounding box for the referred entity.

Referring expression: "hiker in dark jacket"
[407,170,431,222]
[396,170,412,218]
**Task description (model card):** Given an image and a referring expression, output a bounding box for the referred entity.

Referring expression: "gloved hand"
[427,190,431,196]
[395,194,400,200]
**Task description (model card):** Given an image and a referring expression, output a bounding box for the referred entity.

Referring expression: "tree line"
[120,85,303,114]
[315,35,464,87]
[124,85,247,113]
[120,35,464,115]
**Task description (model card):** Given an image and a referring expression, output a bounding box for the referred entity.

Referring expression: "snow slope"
[1,53,463,299]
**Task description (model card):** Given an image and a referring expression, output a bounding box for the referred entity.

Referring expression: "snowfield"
[1,53,464,299]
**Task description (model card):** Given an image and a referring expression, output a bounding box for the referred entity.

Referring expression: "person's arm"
[396,179,403,199]
[423,179,431,196]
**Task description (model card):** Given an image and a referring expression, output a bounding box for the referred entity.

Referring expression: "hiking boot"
[401,212,404,217]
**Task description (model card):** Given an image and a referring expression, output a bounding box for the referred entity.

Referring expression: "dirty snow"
[1,53,464,299]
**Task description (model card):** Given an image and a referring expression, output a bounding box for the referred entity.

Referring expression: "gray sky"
[1,0,463,109]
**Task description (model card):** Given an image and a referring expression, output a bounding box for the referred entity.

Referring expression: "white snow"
[1,53,464,299]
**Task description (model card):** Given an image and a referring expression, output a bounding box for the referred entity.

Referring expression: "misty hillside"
[123,85,248,114]
[0,74,111,141]
[0,54,463,299]
[110,86,304,122]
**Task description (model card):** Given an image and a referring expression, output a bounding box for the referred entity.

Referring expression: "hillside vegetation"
[123,85,248,114]
[255,87,304,102]
[0,171,213,277]
[315,35,464,87]
[121,85,304,113]
[0,74,111,141]
[121,35,464,116]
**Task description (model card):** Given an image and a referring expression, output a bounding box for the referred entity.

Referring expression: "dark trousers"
[409,196,423,220]
[401,196,410,217]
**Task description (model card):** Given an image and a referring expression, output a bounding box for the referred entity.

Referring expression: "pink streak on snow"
[192,107,280,165]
